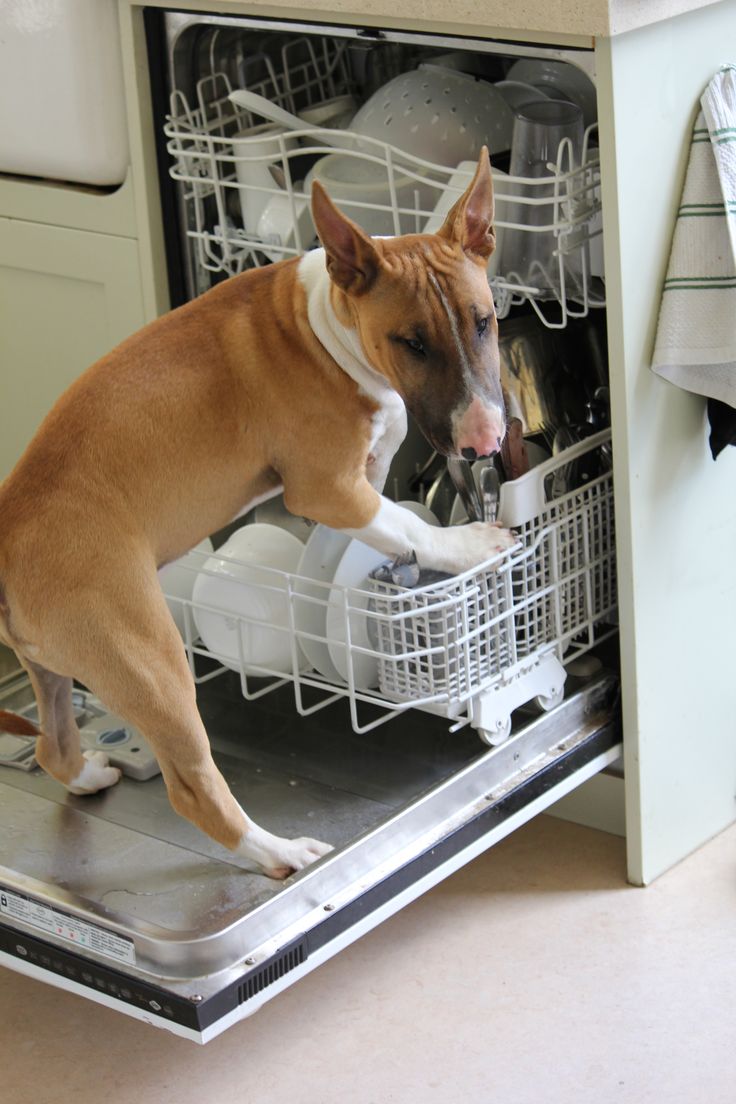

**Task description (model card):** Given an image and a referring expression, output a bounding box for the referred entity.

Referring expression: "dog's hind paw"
[67,749,122,795]
[236,817,333,879]
[263,836,335,880]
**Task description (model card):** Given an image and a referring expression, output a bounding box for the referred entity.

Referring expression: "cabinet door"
[0,218,145,480]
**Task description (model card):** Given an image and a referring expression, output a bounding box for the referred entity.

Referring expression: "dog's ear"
[311,180,382,295]
[437,146,495,260]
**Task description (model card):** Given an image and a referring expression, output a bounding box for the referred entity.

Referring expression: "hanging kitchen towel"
[652,65,736,426]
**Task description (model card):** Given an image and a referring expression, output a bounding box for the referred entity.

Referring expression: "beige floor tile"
[1,815,734,1104]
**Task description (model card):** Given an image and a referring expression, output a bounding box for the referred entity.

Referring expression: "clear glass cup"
[499,99,585,300]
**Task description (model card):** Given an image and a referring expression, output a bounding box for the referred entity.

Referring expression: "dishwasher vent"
[238,936,307,1004]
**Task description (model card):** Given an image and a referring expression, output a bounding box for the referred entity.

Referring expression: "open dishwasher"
[0,12,621,1043]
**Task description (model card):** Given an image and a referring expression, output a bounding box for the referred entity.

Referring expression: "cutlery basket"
[368,431,615,740]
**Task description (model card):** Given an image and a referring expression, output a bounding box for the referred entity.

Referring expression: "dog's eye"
[477,316,490,337]
[404,337,426,356]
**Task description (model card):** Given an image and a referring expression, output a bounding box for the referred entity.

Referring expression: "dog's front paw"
[67,749,122,795]
[466,521,518,562]
[432,521,518,575]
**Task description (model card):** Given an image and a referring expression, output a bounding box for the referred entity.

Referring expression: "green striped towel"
[652,66,736,406]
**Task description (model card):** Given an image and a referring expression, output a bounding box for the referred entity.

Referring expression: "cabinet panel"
[0,219,145,480]
[597,4,736,884]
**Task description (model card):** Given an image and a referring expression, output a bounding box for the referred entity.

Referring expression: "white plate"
[396,500,441,526]
[159,538,214,639]
[294,525,352,682]
[326,540,390,690]
[192,524,305,675]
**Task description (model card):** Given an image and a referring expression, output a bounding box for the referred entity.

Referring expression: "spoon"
[228,90,353,151]
[446,458,483,523]
[479,463,501,523]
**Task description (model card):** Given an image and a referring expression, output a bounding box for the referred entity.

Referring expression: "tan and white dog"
[0,148,514,878]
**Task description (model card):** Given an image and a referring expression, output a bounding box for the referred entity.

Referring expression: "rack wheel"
[477,717,512,747]
[534,686,565,712]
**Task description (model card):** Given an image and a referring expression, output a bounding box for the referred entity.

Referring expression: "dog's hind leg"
[19,659,121,794]
[64,581,331,878]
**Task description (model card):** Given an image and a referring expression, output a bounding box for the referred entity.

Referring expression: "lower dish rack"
[162,430,616,745]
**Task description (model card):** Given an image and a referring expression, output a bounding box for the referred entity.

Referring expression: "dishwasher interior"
[0,12,621,1044]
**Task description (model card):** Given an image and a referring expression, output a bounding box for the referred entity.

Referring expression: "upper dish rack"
[164,46,605,328]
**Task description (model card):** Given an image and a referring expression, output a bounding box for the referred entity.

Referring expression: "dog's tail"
[0,710,39,737]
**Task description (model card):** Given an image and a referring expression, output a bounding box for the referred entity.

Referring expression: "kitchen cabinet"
[0,175,150,479]
[115,0,736,888]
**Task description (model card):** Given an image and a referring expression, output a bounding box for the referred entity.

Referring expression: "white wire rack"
[164,49,605,327]
[162,432,616,746]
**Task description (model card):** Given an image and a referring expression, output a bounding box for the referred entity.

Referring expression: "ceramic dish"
[192,524,305,675]
[294,525,352,682]
[396,500,441,526]
[159,538,213,639]
[326,539,390,689]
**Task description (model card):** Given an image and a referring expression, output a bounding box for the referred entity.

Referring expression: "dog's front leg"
[288,477,516,575]
[344,493,517,575]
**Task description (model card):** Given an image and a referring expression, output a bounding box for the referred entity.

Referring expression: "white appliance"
[0,13,619,1043]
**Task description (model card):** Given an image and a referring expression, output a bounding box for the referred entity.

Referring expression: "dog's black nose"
[461,447,477,461]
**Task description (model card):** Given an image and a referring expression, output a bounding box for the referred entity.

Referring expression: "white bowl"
[159,538,214,639]
[192,524,305,675]
[305,154,435,237]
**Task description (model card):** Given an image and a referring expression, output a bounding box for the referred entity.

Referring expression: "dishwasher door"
[0,660,619,1044]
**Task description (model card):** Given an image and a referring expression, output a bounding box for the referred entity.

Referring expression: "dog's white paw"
[431,521,518,575]
[67,749,122,795]
[468,521,518,561]
[263,836,334,881]
[237,818,333,879]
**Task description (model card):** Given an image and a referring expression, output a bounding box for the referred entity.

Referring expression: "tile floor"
[1,815,734,1104]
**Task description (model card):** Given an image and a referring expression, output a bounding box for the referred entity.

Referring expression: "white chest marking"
[298,250,407,490]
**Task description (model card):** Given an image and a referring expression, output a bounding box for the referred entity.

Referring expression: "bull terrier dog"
[0,148,514,878]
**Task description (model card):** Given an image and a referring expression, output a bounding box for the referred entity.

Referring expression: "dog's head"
[311,147,504,459]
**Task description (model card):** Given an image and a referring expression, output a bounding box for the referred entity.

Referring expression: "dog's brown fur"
[0,150,506,875]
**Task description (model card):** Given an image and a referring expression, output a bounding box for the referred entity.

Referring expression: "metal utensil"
[447,458,484,522]
[479,463,501,523]
[424,467,456,527]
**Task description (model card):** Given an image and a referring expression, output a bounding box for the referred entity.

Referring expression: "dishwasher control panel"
[0,684,160,782]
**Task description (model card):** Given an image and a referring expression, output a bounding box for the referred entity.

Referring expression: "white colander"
[349,64,514,167]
